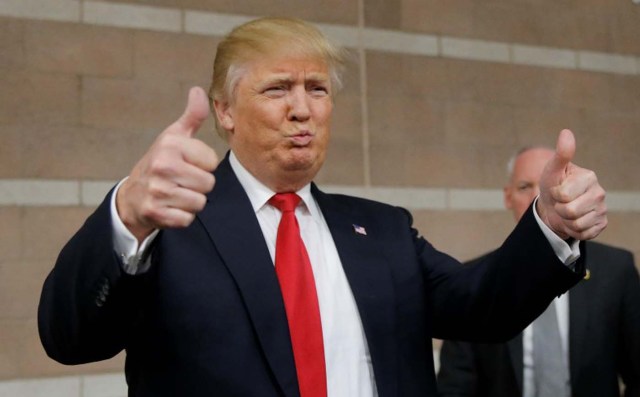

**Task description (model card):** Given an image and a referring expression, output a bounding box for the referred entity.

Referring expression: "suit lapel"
[507,334,524,394]
[197,157,299,397]
[313,186,399,397]
[568,243,592,391]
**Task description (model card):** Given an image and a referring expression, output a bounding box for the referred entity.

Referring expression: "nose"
[287,86,311,122]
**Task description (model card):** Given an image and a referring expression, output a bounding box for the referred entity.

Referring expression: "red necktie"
[269,193,327,397]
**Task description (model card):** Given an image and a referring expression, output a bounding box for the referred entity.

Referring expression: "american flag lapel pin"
[352,224,367,236]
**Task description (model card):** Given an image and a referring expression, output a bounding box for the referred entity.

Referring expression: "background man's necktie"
[532,301,570,397]
[270,193,327,397]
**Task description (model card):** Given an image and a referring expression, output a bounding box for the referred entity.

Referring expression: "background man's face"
[504,148,555,221]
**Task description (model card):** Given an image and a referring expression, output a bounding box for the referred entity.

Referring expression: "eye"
[517,184,532,192]
[263,85,287,98]
[308,84,329,97]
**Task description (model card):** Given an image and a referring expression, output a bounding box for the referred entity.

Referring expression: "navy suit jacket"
[39,155,585,396]
[437,242,640,397]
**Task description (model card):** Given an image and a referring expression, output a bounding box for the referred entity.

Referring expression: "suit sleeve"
[436,340,478,397]
[618,253,640,397]
[37,190,150,365]
[420,203,585,342]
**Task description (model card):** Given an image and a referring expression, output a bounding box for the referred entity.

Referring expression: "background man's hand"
[116,87,218,242]
[537,129,607,240]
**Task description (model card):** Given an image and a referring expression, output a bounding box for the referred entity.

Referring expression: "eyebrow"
[261,73,330,86]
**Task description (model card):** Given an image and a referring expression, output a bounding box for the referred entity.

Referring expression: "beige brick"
[133,31,218,84]
[0,318,124,379]
[441,37,510,64]
[0,375,80,397]
[449,189,504,210]
[0,318,25,379]
[0,71,80,125]
[367,52,452,100]
[370,141,513,189]
[315,140,364,186]
[442,100,517,147]
[0,208,21,262]
[572,5,638,52]
[596,212,640,274]
[25,20,134,77]
[398,0,474,37]
[20,123,146,179]
[368,94,445,147]
[0,0,80,24]
[411,209,513,262]
[511,106,588,149]
[0,260,51,319]
[512,44,577,70]
[608,6,640,55]
[574,113,640,190]
[363,28,438,57]
[21,207,94,261]
[471,2,581,49]
[336,49,361,97]
[0,17,25,70]
[81,77,184,131]
[0,180,79,206]
[0,125,23,178]
[364,0,402,30]
[83,1,181,33]
[88,0,358,25]
[578,51,637,75]
[331,91,362,145]
[316,23,359,49]
[315,90,363,185]
[82,373,127,397]
[609,74,640,115]
[396,0,637,56]
[607,192,640,212]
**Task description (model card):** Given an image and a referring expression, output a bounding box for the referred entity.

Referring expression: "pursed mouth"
[288,131,314,146]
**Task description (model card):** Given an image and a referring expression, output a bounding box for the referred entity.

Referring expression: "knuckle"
[193,194,207,212]
[147,180,169,199]
[148,158,175,177]
[141,204,163,226]
[206,174,216,191]
[563,203,579,219]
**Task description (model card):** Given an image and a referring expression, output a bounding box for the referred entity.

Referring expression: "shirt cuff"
[532,196,580,266]
[110,177,159,275]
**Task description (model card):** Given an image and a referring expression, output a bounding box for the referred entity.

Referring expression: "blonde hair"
[208,17,346,139]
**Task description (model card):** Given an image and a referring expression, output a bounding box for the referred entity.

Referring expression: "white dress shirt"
[522,294,570,397]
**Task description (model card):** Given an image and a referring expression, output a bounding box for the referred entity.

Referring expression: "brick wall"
[0,0,638,395]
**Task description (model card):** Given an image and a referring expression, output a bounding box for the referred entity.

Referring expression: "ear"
[213,99,235,132]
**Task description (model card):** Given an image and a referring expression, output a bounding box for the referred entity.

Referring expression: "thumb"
[174,86,210,137]
[546,129,576,177]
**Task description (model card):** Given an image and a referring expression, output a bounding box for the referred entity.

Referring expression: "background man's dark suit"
[38,156,584,397]
[437,241,640,397]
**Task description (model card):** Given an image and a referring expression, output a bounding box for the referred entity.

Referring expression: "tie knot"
[269,193,301,213]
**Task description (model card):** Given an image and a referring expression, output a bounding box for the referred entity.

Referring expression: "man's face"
[504,148,555,221]
[215,53,333,192]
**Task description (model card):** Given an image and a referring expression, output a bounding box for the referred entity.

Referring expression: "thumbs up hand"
[116,87,219,242]
[537,129,607,240]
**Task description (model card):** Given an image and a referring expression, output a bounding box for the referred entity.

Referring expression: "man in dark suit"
[437,147,640,397]
[38,18,608,397]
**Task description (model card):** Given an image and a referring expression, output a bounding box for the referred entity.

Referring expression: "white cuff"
[110,178,159,275]
[532,196,580,266]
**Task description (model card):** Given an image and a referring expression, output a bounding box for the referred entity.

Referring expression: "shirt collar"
[228,151,320,219]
